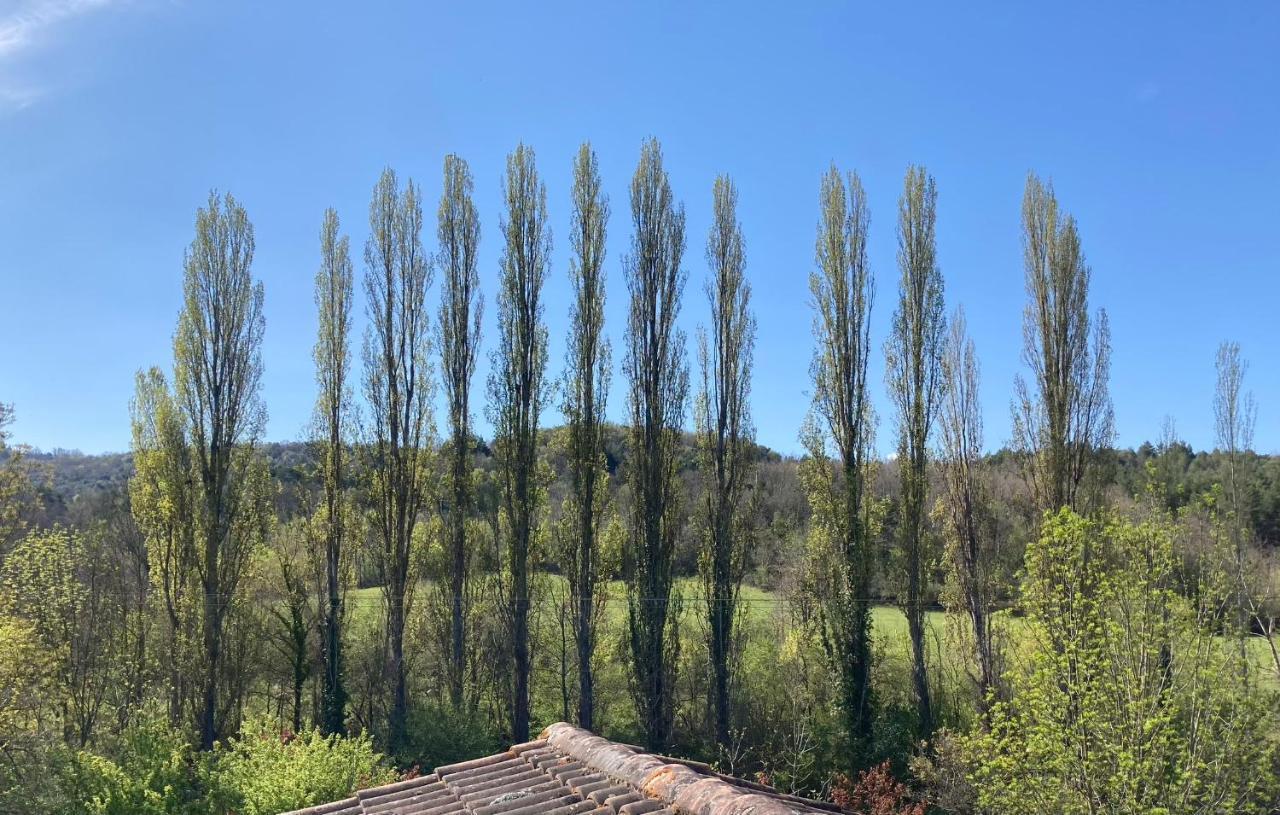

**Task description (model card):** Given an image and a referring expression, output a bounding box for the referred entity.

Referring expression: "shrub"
[213,719,396,815]
[59,715,218,815]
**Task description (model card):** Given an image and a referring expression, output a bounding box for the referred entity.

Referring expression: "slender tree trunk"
[199,562,220,750]
[512,523,530,740]
[576,589,594,730]
[388,585,407,747]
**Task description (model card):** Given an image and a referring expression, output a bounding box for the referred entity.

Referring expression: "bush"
[60,715,219,815]
[54,715,394,815]
[213,720,396,815]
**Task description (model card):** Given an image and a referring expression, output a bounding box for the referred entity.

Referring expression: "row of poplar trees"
[129,132,1111,763]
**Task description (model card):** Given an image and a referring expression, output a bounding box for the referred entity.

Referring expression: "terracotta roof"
[279,723,841,815]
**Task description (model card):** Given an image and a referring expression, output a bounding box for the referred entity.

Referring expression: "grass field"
[348,574,1279,704]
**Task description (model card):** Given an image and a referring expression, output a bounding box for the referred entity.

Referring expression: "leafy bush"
[213,720,396,815]
[52,715,393,815]
[60,715,219,815]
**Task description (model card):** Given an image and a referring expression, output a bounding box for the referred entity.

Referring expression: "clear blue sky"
[1,1,1277,456]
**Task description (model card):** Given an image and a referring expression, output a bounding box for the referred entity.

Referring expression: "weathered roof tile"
[278,724,839,815]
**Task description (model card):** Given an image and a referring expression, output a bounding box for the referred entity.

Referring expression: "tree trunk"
[450,511,465,709]
[388,588,407,751]
[199,574,220,751]
[512,564,530,741]
[576,589,594,731]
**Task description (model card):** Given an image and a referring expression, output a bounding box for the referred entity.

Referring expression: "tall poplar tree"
[362,168,434,751]
[313,207,353,735]
[884,165,945,736]
[561,143,610,731]
[801,166,876,765]
[436,154,482,710]
[172,191,268,750]
[696,174,756,749]
[1012,174,1113,514]
[623,138,688,752]
[937,308,1001,709]
[489,143,551,742]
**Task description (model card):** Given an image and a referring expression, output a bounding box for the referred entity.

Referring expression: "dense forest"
[2,139,1278,814]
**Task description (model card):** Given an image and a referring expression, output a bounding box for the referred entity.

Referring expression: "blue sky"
[1,1,1277,456]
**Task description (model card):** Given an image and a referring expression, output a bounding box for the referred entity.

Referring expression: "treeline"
[2,139,1279,813]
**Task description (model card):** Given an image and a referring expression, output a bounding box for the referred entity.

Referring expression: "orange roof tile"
[279,723,840,815]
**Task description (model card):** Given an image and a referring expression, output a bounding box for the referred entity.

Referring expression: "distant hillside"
[17,433,1280,551]
[19,426,788,508]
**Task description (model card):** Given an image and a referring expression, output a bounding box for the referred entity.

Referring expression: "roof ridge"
[279,726,840,815]
[541,723,830,815]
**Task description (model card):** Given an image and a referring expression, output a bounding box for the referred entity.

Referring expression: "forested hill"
[16,433,1280,549]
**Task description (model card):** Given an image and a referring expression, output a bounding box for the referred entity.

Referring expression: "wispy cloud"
[0,0,117,57]
[0,0,121,110]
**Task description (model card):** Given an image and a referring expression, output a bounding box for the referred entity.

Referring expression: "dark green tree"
[489,143,551,742]
[622,138,688,752]
[436,154,482,711]
[560,143,611,731]
[695,174,756,749]
[801,166,876,767]
[313,207,353,736]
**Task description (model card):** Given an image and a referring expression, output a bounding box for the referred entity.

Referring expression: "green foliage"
[61,715,218,815]
[964,509,1279,814]
[804,165,878,767]
[397,705,503,774]
[56,715,393,815]
[622,137,689,751]
[213,719,395,815]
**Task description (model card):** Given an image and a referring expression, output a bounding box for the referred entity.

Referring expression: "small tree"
[935,308,1002,710]
[696,174,756,749]
[622,137,688,752]
[0,404,39,552]
[129,367,199,727]
[965,510,1278,813]
[1011,174,1112,515]
[261,519,315,734]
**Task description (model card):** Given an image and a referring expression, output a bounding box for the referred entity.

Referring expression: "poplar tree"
[489,143,551,742]
[129,368,198,726]
[696,174,755,749]
[1214,341,1255,658]
[313,208,353,735]
[436,154,482,710]
[172,191,268,750]
[885,165,945,736]
[801,166,876,765]
[623,138,688,752]
[1012,174,1113,514]
[937,307,1001,710]
[362,168,433,752]
[561,143,610,731]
